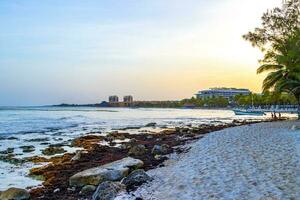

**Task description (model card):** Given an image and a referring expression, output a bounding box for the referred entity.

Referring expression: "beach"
[0,107,296,200]
[117,120,300,200]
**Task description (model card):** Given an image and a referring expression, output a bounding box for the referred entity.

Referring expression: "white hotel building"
[196,88,251,100]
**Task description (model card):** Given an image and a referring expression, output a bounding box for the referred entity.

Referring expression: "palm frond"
[257,64,284,74]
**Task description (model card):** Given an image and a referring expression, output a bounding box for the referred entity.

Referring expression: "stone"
[151,144,170,155]
[25,137,49,142]
[0,187,30,200]
[121,169,153,189]
[92,181,125,200]
[128,144,147,156]
[146,135,153,139]
[20,145,35,153]
[71,150,88,161]
[0,154,25,165]
[53,188,60,193]
[119,144,128,150]
[80,185,96,195]
[0,148,14,154]
[69,157,144,187]
[42,146,66,156]
[145,122,157,127]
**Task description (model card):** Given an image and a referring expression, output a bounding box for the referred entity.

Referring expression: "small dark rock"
[25,137,49,142]
[92,181,125,200]
[145,122,157,127]
[80,185,96,195]
[0,148,14,154]
[121,169,153,190]
[20,145,35,153]
[151,144,170,155]
[128,145,147,156]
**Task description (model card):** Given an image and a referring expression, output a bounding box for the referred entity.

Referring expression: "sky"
[0,0,282,106]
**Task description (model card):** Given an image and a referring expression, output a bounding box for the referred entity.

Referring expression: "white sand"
[117,121,300,200]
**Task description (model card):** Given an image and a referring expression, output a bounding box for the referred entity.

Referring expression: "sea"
[0,106,292,190]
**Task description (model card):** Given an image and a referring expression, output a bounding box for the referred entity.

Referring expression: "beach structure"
[196,88,251,100]
[109,96,119,103]
[123,95,133,103]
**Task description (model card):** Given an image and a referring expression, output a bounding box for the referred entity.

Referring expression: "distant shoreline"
[51,103,233,110]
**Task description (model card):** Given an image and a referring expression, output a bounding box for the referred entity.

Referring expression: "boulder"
[92,181,125,200]
[80,185,96,195]
[121,169,153,189]
[0,187,30,200]
[69,157,144,187]
[128,144,147,156]
[151,144,170,155]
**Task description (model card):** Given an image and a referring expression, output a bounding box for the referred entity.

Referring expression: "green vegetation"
[180,97,229,108]
[180,92,297,108]
[234,92,297,107]
[243,0,300,116]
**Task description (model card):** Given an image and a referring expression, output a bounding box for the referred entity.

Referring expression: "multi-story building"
[109,96,119,103]
[196,88,251,100]
[123,95,133,103]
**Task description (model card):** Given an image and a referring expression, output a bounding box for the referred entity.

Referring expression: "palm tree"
[257,29,300,117]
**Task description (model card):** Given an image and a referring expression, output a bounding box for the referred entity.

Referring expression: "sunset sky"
[0,0,282,106]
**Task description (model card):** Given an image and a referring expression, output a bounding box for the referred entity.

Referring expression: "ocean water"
[0,106,285,190]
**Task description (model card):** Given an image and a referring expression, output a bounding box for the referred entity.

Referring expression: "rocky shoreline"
[0,119,280,200]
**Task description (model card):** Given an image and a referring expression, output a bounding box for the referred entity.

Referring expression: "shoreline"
[24,118,279,200]
[116,119,300,200]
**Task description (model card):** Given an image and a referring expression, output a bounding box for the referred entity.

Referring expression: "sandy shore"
[117,121,300,200]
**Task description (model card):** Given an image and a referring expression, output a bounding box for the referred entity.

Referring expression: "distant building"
[123,95,133,103]
[196,88,251,100]
[109,96,119,103]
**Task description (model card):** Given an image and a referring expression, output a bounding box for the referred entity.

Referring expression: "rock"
[0,136,18,141]
[53,188,60,193]
[67,187,76,192]
[20,145,35,153]
[129,138,137,144]
[119,144,128,150]
[0,154,25,165]
[69,157,144,187]
[80,185,96,195]
[92,181,125,200]
[146,135,153,139]
[106,132,129,140]
[151,144,170,155]
[128,144,147,156]
[0,187,30,200]
[121,169,153,189]
[71,150,88,161]
[42,146,66,156]
[145,122,157,127]
[25,137,49,142]
[0,148,14,154]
